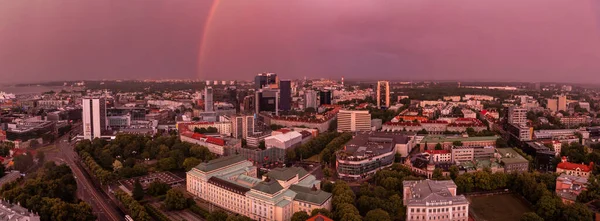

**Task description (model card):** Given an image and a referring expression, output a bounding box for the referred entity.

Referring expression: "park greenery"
[75,134,215,183]
[1,162,96,221]
[320,160,598,221]
[114,190,152,221]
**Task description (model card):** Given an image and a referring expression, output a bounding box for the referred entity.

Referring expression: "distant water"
[0,85,72,95]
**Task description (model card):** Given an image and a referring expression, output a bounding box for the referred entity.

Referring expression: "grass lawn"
[38,145,59,152]
[468,194,532,221]
[305,154,321,163]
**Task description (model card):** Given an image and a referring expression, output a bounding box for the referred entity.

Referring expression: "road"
[45,125,123,221]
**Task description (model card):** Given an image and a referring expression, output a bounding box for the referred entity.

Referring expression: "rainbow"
[197,0,221,80]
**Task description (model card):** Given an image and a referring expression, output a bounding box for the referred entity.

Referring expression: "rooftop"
[251,178,284,194]
[421,135,499,143]
[195,155,247,172]
[266,167,309,182]
[557,159,593,173]
[496,148,529,165]
[403,179,468,206]
[339,131,409,159]
[288,185,332,205]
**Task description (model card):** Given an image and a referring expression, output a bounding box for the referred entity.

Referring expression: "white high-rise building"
[377,81,390,109]
[508,106,527,126]
[232,115,255,139]
[204,87,214,112]
[82,98,107,140]
[337,110,371,132]
[305,90,318,109]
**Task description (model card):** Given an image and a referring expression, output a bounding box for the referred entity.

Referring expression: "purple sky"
[1,0,600,83]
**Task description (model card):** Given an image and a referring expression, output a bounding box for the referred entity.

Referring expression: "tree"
[164,189,188,210]
[0,163,5,179]
[323,167,332,178]
[132,179,144,201]
[434,143,443,150]
[432,168,444,180]
[13,153,34,172]
[183,157,202,171]
[449,165,459,180]
[561,202,594,221]
[291,211,310,221]
[455,173,474,193]
[208,211,229,221]
[365,209,391,221]
[577,175,600,203]
[226,215,254,221]
[157,158,177,171]
[147,181,171,196]
[112,160,123,171]
[496,137,508,148]
[473,170,493,190]
[520,212,543,221]
[452,141,463,146]
[258,141,266,150]
[36,151,45,163]
[310,208,332,218]
[535,194,561,220]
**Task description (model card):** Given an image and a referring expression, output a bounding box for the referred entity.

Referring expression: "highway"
[46,124,123,221]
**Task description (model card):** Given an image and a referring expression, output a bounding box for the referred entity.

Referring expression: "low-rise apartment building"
[556,156,594,178]
[420,135,498,151]
[451,146,495,162]
[555,174,588,204]
[496,148,529,173]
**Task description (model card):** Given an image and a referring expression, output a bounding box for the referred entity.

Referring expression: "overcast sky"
[1,0,599,83]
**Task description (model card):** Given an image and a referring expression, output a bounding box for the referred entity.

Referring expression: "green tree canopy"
[520,212,543,221]
[208,211,229,221]
[132,179,144,201]
[291,211,310,221]
[364,209,391,221]
[164,189,188,210]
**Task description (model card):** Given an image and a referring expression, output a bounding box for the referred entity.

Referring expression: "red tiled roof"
[306,214,333,221]
[425,150,450,155]
[557,161,593,172]
[421,120,448,124]
[276,129,291,134]
[385,122,421,126]
[183,132,226,146]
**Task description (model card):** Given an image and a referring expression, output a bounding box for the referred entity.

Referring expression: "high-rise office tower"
[232,115,255,139]
[377,81,390,109]
[255,73,278,89]
[558,95,567,111]
[305,90,318,109]
[82,98,107,140]
[255,88,279,115]
[242,95,255,113]
[279,80,291,111]
[508,106,527,126]
[204,87,213,112]
[337,110,371,132]
[319,90,332,105]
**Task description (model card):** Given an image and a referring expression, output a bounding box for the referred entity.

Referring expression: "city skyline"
[1,0,600,83]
